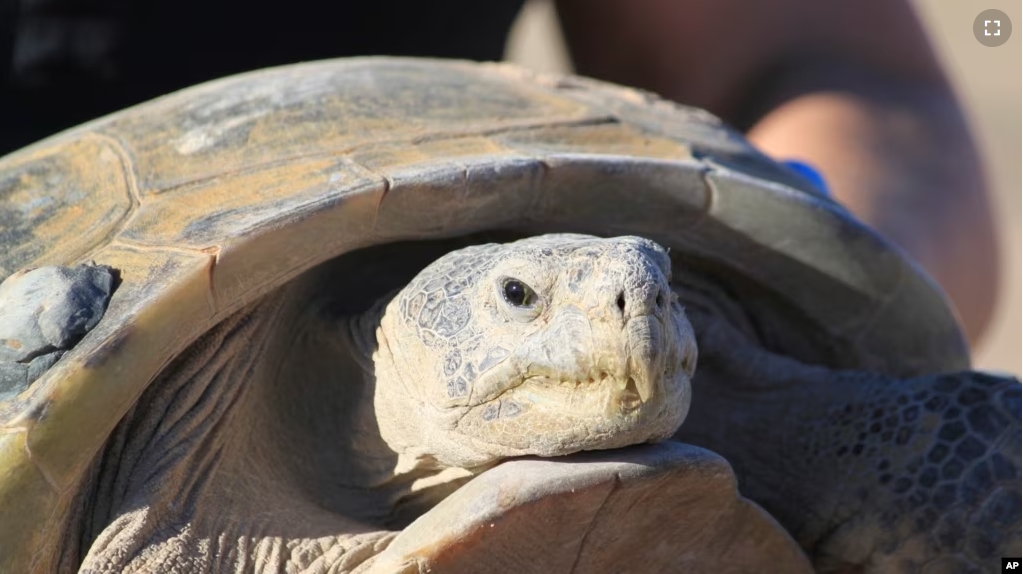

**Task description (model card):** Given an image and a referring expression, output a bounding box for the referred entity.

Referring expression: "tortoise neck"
[343,295,481,526]
[345,290,395,372]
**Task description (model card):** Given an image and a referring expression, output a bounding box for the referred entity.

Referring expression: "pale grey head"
[368,234,697,469]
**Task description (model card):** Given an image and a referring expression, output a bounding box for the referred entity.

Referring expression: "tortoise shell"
[0,57,966,571]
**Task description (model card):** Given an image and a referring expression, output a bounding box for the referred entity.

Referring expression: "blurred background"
[505,0,1022,375]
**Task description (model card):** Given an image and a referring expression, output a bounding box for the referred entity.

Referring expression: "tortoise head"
[370,234,697,468]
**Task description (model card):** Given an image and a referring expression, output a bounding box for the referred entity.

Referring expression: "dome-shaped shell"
[0,58,967,571]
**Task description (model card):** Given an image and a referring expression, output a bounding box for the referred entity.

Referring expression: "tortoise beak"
[624,313,665,405]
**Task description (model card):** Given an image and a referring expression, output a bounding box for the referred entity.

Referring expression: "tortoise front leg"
[364,443,813,574]
[676,309,1022,573]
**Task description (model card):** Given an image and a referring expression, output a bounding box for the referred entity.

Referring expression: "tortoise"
[0,57,1018,573]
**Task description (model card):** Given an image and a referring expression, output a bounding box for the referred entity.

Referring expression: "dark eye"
[502,279,536,307]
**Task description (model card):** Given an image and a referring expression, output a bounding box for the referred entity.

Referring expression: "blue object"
[781,160,830,196]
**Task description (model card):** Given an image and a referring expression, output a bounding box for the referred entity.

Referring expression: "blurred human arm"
[555,0,998,347]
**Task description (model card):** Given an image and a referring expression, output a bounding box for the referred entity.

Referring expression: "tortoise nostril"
[655,291,665,308]
[616,292,626,314]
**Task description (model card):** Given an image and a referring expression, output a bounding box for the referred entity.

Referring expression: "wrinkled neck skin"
[343,294,489,523]
[68,291,470,573]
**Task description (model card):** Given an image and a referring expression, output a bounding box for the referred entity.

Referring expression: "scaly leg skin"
[676,308,1022,574]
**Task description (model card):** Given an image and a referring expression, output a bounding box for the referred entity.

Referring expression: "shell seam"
[140,115,618,196]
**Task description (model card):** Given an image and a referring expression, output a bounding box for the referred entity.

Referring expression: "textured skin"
[76,298,402,573]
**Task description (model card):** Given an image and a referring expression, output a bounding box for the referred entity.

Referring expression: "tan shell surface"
[0,58,967,571]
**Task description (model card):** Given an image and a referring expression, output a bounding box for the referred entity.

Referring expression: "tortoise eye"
[502,279,536,307]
